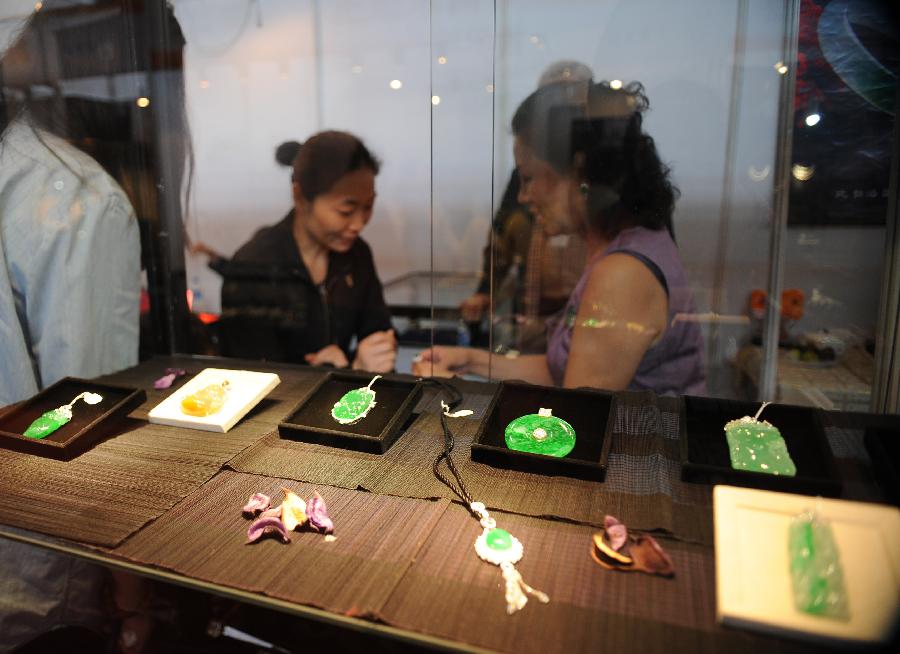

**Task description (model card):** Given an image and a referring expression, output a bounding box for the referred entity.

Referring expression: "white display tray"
[714,485,900,645]
[148,368,280,433]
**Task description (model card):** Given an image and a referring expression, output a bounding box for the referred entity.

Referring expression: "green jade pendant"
[23,391,103,439]
[475,526,523,565]
[331,375,381,425]
[724,402,796,476]
[788,512,849,619]
[505,408,576,457]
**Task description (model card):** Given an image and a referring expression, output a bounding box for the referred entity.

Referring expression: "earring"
[579,182,590,196]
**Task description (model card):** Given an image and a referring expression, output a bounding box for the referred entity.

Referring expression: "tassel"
[500,562,549,615]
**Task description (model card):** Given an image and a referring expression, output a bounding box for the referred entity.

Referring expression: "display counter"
[0,356,893,653]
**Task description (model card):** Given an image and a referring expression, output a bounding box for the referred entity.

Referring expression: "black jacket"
[218,212,391,363]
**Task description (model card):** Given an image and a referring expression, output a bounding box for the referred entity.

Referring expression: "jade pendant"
[331,375,380,425]
[181,381,229,417]
[724,416,796,476]
[788,512,849,619]
[504,408,576,457]
[23,391,103,439]
[474,526,524,566]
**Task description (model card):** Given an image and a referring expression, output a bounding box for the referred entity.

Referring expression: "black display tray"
[0,377,146,460]
[471,380,615,481]
[278,371,422,454]
[864,420,900,506]
[680,395,841,496]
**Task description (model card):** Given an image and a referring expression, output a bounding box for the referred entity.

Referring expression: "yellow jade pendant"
[180,381,229,417]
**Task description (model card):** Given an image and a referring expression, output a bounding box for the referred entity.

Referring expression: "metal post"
[759,0,801,401]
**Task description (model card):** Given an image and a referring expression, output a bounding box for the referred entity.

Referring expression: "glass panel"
[452,0,893,409]
[175,0,431,373]
[0,0,185,404]
[4,0,895,414]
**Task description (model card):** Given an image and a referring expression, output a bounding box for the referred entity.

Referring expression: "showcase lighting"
[485,84,494,93]
[34,1,43,10]
[610,79,623,90]
[136,97,150,108]
[775,61,789,75]
[199,80,210,89]
[792,164,815,181]
[389,79,403,90]
[437,56,447,65]
[804,113,821,127]
[431,95,441,105]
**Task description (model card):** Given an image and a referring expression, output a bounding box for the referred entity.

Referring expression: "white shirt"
[0,118,140,405]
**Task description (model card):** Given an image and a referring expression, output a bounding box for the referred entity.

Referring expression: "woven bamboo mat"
[229,388,714,544]
[110,471,806,654]
[113,470,450,616]
[0,357,323,547]
[379,502,811,654]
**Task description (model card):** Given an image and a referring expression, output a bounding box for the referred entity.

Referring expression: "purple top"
[546,227,706,395]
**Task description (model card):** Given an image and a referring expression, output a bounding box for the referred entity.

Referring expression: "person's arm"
[412,347,554,386]
[562,253,668,390]
[351,243,396,372]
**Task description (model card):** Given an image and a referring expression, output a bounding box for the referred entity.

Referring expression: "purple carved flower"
[630,535,675,577]
[604,515,628,551]
[307,492,334,534]
[154,368,187,389]
[242,493,271,517]
[246,516,290,544]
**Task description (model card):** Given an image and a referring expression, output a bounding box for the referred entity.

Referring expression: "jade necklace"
[429,380,549,614]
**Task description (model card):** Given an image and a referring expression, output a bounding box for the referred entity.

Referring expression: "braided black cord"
[419,379,474,507]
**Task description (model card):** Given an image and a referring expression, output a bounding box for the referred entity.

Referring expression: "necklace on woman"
[428,380,549,614]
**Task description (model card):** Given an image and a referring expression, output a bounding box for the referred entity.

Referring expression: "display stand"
[278,371,422,454]
[471,380,615,481]
[680,395,840,495]
[0,377,145,460]
[148,368,280,433]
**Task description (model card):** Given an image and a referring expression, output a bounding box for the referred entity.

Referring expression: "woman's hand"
[459,293,489,322]
[305,344,350,368]
[411,346,472,378]
[353,329,397,373]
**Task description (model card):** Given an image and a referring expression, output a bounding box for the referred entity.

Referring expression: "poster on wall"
[789,0,897,226]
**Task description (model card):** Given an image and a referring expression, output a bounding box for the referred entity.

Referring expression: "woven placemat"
[113,470,450,616]
[229,388,714,544]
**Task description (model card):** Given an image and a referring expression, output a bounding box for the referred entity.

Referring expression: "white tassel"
[500,562,549,615]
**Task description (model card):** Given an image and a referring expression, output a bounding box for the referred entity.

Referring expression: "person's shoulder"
[588,250,664,298]
[231,215,293,261]
[1,121,134,224]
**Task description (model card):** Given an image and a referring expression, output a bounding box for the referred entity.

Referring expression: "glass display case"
[1,0,898,651]
[1,0,895,411]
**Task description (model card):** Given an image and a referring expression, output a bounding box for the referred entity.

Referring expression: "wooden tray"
[0,377,145,460]
[278,371,422,454]
[680,395,841,496]
[471,380,615,481]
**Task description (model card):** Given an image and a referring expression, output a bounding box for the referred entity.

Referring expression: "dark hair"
[275,140,302,167]
[511,80,678,239]
[292,131,380,202]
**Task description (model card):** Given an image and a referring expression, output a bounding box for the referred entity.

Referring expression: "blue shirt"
[0,119,140,406]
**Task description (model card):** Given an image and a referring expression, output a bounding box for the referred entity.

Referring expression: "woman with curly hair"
[415,80,705,395]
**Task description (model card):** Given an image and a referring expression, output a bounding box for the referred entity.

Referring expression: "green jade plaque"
[504,408,576,457]
[788,512,849,619]
[724,402,796,476]
[331,375,381,425]
[23,391,103,439]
